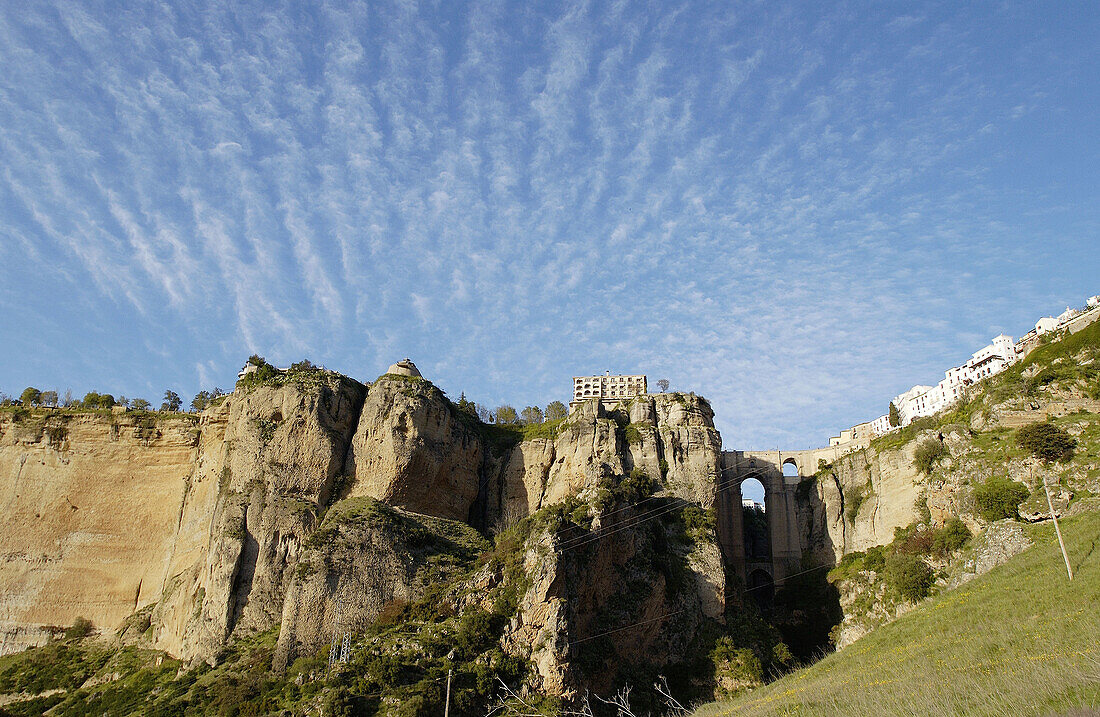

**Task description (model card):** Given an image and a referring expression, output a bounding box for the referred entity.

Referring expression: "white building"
[571,371,647,407]
[1035,316,1059,335]
[889,334,1017,427]
[869,414,893,436]
[1089,296,1100,308]
[1057,306,1079,324]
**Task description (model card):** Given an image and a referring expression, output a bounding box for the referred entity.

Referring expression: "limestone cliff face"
[345,375,483,522]
[493,394,723,525]
[501,504,726,699]
[0,379,728,673]
[272,497,487,670]
[0,411,199,655]
[808,445,922,559]
[153,375,366,661]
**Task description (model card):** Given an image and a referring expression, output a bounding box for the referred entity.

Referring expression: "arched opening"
[747,568,774,609]
[741,477,770,593]
[782,459,799,478]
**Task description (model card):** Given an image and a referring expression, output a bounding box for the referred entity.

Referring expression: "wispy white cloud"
[0,0,1096,443]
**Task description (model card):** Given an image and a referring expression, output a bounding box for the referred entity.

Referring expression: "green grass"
[696,508,1100,717]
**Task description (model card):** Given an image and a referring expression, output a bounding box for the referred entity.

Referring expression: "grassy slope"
[697,501,1100,716]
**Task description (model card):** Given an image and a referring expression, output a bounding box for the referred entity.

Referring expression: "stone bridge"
[715,447,842,592]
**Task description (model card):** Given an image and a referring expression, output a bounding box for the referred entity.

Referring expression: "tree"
[455,392,477,416]
[247,354,266,366]
[1016,422,1076,463]
[520,406,544,424]
[913,438,948,475]
[62,390,73,407]
[888,402,901,428]
[656,379,670,393]
[545,400,568,421]
[131,398,151,411]
[80,392,114,409]
[495,405,518,424]
[191,391,213,412]
[476,404,491,423]
[20,387,41,407]
[162,390,182,412]
[40,390,58,407]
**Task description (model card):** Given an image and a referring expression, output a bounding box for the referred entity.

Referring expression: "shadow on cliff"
[767,473,842,662]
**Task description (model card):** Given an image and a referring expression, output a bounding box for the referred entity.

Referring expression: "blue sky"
[1,1,1097,449]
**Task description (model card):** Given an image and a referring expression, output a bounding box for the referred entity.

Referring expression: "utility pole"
[1037,466,1073,580]
[444,668,452,717]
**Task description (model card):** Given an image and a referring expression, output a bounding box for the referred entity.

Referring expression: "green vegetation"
[883,552,934,601]
[912,437,947,475]
[236,355,347,394]
[844,478,874,524]
[974,476,1030,521]
[829,519,971,591]
[545,400,567,421]
[698,509,1100,717]
[1016,421,1077,463]
[888,401,900,428]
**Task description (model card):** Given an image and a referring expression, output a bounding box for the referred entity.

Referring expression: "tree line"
[1,387,227,413]
[453,393,568,425]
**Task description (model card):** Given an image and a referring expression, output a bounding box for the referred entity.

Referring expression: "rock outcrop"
[501,500,727,699]
[272,497,487,670]
[152,374,366,660]
[345,375,483,522]
[489,394,723,527]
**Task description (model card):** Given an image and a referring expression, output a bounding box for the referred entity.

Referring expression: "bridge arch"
[781,458,799,477]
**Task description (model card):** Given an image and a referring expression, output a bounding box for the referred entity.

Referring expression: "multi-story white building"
[835,294,1097,442]
[869,414,892,436]
[571,371,648,407]
[890,334,1017,427]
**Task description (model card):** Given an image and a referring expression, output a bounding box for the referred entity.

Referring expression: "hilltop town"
[827,293,1100,452]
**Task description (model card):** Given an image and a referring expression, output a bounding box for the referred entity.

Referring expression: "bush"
[864,545,886,572]
[1016,422,1077,463]
[931,518,971,556]
[913,438,948,475]
[845,480,873,524]
[884,553,934,602]
[974,476,1030,521]
[64,617,94,641]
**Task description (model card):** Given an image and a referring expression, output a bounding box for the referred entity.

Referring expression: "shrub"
[931,518,971,556]
[1016,422,1077,463]
[974,476,1030,521]
[913,438,947,475]
[454,608,494,659]
[863,545,886,572]
[845,479,873,524]
[64,617,94,641]
[884,553,934,602]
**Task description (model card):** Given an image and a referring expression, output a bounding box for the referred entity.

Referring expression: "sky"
[1,0,1098,450]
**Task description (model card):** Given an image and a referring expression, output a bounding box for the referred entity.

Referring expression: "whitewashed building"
[1035,316,1059,335]
[891,334,1017,427]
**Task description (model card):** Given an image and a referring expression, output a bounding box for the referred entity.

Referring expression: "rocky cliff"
[0,366,740,707]
[0,410,200,655]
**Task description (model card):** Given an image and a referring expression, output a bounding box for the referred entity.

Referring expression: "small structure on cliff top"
[387,358,422,377]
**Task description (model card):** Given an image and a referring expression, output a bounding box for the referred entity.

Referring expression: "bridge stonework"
[716,447,840,587]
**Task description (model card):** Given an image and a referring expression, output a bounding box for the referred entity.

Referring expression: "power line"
[553,466,775,554]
